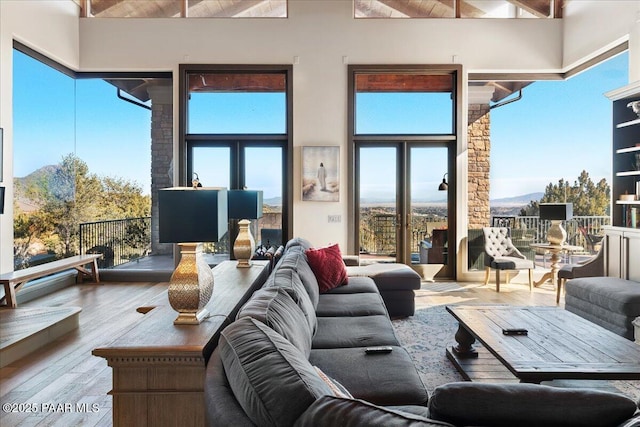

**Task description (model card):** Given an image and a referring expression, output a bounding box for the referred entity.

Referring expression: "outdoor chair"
[483,227,534,292]
[578,226,604,254]
[556,239,605,303]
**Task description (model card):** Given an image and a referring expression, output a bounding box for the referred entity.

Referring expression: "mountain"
[491,192,543,206]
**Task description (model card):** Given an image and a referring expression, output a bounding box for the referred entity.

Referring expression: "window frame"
[179,64,293,243]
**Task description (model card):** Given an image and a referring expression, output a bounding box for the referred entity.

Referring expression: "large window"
[181,66,292,259]
[12,44,167,270]
[355,0,562,18]
[85,0,287,18]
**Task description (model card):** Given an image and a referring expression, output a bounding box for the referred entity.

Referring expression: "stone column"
[147,83,173,255]
[467,86,494,230]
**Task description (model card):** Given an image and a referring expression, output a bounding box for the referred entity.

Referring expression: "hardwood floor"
[0,277,633,426]
[0,281,168,427]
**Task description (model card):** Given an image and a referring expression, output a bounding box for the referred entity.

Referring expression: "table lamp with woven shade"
[228,190,263,268]
[539,203,573,246]
[159,187,227,324]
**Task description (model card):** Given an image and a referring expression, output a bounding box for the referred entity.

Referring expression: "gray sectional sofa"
[204,237,640,427]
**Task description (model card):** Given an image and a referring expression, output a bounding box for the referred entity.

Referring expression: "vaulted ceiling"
[79,0,562,19]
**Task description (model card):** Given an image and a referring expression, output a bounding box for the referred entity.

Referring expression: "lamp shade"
[539,203,573,221]
[159,187,228,243]
[228,190,264,220]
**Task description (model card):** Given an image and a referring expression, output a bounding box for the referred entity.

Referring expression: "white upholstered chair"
[482,227,534,292]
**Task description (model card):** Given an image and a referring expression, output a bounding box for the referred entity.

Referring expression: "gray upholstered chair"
[482,227,534,292]
[556,239,605,304]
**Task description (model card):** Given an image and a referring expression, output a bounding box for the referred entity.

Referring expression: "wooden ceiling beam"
[508,0,551,18]
[188,73,286,92]
[355,74,453,92]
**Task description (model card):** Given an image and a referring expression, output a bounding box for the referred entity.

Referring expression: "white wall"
[1,0,636,275]
[0,0,80,273]
[563,0,640,72]
[77,0,564,250]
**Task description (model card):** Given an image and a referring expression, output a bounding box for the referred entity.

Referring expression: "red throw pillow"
[305,244,349,293]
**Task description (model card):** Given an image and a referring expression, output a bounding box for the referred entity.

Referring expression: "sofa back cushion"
[428,382,639,427]
[265,267,318,335]
[276,250,320,308]
[294,396,454,427]
[219,317,333,427]
[237,287,312,357]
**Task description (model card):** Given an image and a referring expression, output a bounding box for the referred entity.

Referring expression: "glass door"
[244,146,284,249]
[408,146,450,277]
[357,145,400,263]
[357,143,452,277]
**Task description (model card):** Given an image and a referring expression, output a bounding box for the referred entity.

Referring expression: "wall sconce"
[438,173,448,191]
[159,187,228,324]
[539,203,573,246]
[228,190,264,268]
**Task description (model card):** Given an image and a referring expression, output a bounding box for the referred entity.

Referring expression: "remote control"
[502,328,528,336]
[365,346,393,354]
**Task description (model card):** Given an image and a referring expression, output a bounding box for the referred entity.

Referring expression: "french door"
[356,142,453,278]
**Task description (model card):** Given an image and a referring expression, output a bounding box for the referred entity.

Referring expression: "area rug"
[392,285,640,402]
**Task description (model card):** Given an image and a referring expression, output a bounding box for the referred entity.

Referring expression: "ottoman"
[564,277,640,340]
[346,263,421,317]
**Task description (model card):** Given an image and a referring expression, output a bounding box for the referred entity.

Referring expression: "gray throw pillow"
[294,395,454,427]
[236,287,313,357]
[218,317,333,427]
[428,382,638,427]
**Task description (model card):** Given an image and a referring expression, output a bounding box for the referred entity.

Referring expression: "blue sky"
[13,50,629,201]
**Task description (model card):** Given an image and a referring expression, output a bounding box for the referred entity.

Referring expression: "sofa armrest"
[342,255,360,266]
[427,382,638,427]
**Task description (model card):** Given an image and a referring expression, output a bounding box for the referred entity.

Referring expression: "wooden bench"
[0,254,101,308]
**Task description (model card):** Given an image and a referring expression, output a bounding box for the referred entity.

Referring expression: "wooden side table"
[92,260,269,427]
[530,243,582,302]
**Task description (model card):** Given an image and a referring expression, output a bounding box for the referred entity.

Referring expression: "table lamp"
[539,203,573,246]
[159,187,228,324]
[228,190,263,268]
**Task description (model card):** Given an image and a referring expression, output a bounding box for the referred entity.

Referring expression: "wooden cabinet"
[606,82,640,228]
[603,227,640,281]
[92,261,270,427]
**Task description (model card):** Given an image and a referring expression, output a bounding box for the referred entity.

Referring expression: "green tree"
[13,153,152,264]
[520,170,610,216]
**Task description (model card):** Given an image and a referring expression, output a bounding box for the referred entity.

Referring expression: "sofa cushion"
[285,237,314,252]
[565,277,640,317]
[218,317,333,427]
[306,244,349,292]
[312,315,399,349]
[316,293,388,317]
[346,263,421,291]
[264,268,317,335]
[277,250,320,308]
[309,346,429,406]
[294,396,453,427]
[236,287,312,357]
[322,276,378,294]
[427,382,639,427]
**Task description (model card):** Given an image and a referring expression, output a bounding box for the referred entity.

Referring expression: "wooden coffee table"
[446,305,640,384]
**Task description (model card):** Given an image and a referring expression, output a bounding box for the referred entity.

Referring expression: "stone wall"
[148,84,173,255]
[468,104,491,229]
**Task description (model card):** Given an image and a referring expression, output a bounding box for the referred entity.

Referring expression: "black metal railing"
[79,217,151,268]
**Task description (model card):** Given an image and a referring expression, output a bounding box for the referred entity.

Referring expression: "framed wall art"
[302,146,339,202]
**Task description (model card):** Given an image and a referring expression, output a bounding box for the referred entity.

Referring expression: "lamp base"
[173,308,210,325]
[234,219,256,268]
[546,220,567,246]
[168,243,214,325]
